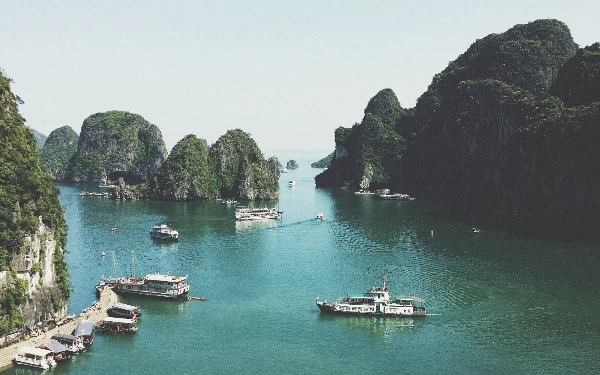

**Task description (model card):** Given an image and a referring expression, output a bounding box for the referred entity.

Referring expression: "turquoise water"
[3,161,600,374]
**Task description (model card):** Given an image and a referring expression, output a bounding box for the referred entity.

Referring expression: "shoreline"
[0,287,118,370]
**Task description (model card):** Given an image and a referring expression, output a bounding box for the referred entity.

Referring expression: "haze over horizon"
[2,1,599,154]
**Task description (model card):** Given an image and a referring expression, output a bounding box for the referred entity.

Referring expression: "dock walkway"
[0,287,118,370]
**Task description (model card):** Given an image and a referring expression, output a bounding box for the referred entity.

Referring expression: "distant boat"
[288,180,295,187]
[280,168,288,173]
[114,273,190,299]
[107,303,142,319]
[472,228,482,234]
[235,207,281,221]
[150,223,179,241]
[72,320,94,346]
[221,198,237,205]
[316,278,426,317]
[316,213,325,221]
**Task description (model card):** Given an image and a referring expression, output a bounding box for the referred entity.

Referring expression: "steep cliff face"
[398,19,600,235]
[65,111,168,184]
[40,125,79,180]
[0,69,69,339]
[151,134,218,200]
[208,129,278,200]
[315,89,407,189]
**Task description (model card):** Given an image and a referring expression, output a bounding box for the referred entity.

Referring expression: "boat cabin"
[107,303,142,319]
[13,346,56,369]
[38,339,71,361]
[72,320,94,346]
[98,317,138,333]
[51,333,84,353]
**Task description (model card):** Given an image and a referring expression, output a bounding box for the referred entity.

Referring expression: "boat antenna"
[130,249,135,278]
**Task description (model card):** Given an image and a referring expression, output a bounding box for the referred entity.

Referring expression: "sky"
[1,1,599,157]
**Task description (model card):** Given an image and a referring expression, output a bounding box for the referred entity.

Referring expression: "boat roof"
[51,333,78,342]
[18,346,53,356]
[103,317,136,324]
[73,320,94,336]
[145,273,187,282]
[396,295,426,303]
[109,303,139,311]
[39,339,69,353]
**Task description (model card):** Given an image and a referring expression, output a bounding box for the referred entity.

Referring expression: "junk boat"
[235,207,282,221]
[107,303,142,319]
[13,346,57,369]
[114,273,190,298]
[150,223,179,241]
[95,317,138,333]
[72,320,94,346]
[316,278,426,317]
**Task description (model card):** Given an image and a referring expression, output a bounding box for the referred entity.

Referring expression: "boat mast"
[112,251,117,278]
[130,249,135,278]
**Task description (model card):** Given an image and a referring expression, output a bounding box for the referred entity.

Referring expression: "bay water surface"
[3,160,600,374]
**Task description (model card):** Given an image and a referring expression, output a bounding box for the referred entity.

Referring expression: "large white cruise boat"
[235,207,281,221]
[316,278,426,317]
[150,223,179,241]
[114,273,190,298]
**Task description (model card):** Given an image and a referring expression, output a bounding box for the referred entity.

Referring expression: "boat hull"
[316,302,426,317]
[113,286,189,299]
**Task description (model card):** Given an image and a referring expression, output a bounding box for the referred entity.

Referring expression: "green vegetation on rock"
[317,19,600,238]
[208,129,279,200]
[40,126,79,180]
[65,111,167,184]
[0,69,69,334]
[311,152,333,168]
[151,134,218,200]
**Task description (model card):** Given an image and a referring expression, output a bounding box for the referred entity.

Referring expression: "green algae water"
[3,160,600,374]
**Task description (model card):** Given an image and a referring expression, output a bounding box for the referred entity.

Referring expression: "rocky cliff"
[317,19,600,238]
[151,134,218,200]
[65,111,168,184]
[315,88,407,189]
[0,69,69,341]
[208,129,279,200]
[40,125,79,180]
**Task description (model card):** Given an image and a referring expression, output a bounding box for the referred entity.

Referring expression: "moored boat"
[38,339,72,361]
[72,320,95,346]
[95,317,138,333]
[114,273,190,298]
[107,302,142,319]
[316,278,426,317]
[50,333,85,354]
[13,346,57,369]
[150,223,179,241]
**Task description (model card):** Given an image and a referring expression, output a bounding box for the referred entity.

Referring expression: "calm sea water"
[3,160,600,374]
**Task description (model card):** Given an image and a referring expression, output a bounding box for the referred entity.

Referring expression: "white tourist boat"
[114,273,190,298]
[13,346,57,369]
[316,213,325,221]
[95,317,138,333]
[107,302,142,319]
[288,180,295,186]
[150,223,179,241]
[316,278,426,317]
[235,207,282,221]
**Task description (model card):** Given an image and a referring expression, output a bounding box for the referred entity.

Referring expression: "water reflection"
[235,219,281,233]
[316,314,423,342]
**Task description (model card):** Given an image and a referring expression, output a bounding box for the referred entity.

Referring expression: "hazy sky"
[1,1,598,156]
